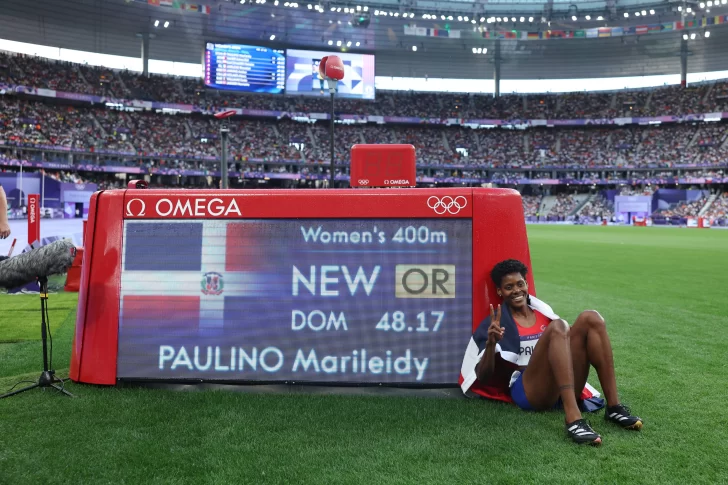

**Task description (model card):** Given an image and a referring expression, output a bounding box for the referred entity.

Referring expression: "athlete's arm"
[0,186,10,239]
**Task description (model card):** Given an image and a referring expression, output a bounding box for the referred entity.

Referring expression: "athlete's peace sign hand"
[487,304,504,345]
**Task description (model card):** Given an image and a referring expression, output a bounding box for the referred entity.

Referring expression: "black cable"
[3,380,36,393]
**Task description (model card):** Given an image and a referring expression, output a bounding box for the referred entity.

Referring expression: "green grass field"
[1,226,727,484]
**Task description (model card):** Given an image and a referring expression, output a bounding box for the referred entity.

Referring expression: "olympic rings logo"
[427,195,468,215]
[358,179,370,185]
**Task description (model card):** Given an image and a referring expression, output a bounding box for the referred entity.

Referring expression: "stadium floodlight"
[331,6,335,10]
[154,19,159,27]
[448,15,453,20]
[441,15,445,20]
[472,47,477,53]
[678,5,682,11]
[464,16,469,21]
[723,0,727,6]
[363,6,368,11]
[705,30,711,37]
[412,45,417,51]
[457,16,462,21]
[511,17,516,22]
[270,34,276,40]
[307,3,311,8]
[394,12,399,16]
[690,33,697,39]
[708,1,713,6]
[356,5,361,10]
[641,10,646,15]
[683,33,689,40]
[356,41,360,46]
[164,21,170,28]
[686,7,692,12]
[624,12,629,17]
[572,15,577,20]
[336,40,342,46]
[483,47,487,54]
[328,39,333,45]
[519,16,524,22]
[585,15,591,20]
[336,7,341,11]
[528,16,534,22]
[479,17,485,22]
[344,7,349,13]
[347,41,352,46]
[496,17,502,22]
[471,19,476,23]
[635,12,640,16]
[649,9,655,15]
[597,15,603,20]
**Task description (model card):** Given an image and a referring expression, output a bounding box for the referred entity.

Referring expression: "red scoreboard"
[70,188,535,387]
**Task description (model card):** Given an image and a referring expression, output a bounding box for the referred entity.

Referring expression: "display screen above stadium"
[285,49,375,99]
[204,43,285,93]
[116,219,471,384]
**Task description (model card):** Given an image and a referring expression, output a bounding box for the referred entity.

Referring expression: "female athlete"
[460,259,642,446]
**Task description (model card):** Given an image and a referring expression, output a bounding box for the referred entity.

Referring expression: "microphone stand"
[326,78,337,188]
[0,276,75,399]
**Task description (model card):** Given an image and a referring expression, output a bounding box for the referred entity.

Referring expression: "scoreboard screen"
[116,218,472,384]
[285,49,375,99]
[204,43,285,93]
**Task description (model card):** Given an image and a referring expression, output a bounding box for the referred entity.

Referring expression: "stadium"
[0,0,727,481]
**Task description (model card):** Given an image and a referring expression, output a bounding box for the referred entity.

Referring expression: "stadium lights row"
[240,1,727,25]
[622,9,656,18]
[700,0,728,7]
[327,40,361,47]
[471,47,488,54]
[374,10,415,17]
[153,19,170,28]
[683,31,710,39]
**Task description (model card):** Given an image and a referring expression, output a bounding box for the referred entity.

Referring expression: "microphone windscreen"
[0,239,76,289]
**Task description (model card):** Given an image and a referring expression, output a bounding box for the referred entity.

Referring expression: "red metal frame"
[70,188,534,385]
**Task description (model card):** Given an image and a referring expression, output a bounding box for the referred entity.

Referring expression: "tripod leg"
[50,383,75,398]
[0,383,41,399]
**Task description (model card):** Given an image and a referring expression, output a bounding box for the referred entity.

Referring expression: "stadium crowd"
[4,52,728,119]
[704,192,728,220]
[1,52,727,223]
[4,94,725,168]
[654,196,707,218]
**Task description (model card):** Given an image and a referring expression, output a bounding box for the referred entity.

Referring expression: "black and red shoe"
[565,419,602,446]
[605,404,643,430]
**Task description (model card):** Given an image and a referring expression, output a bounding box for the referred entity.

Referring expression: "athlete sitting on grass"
[460,259,642,446]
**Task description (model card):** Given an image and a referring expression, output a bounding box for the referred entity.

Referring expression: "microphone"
[318,55,345,93]
[0,239,77,289]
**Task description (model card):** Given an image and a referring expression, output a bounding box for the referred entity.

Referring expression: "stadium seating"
[1,51,727,223]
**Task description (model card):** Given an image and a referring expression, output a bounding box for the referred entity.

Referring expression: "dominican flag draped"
[459,295,603,410]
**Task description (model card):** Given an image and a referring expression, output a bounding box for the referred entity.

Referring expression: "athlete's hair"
[490,259,528,288]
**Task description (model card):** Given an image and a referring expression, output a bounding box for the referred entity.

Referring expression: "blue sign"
[204,43,285,94]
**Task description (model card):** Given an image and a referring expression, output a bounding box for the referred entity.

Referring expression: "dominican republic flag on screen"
[459,295,603,410]
[119,220,278,335]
